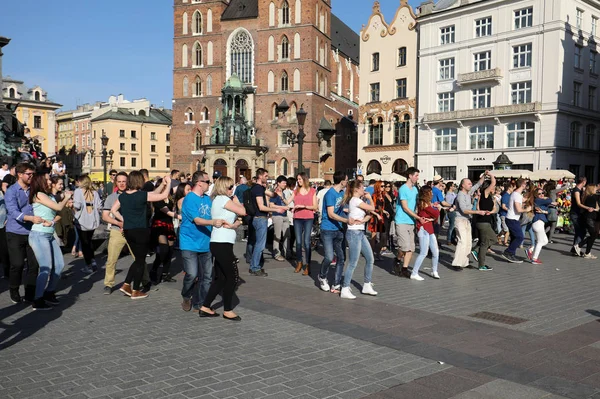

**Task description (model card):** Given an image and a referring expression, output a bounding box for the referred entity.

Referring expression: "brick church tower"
[172,0,359,180]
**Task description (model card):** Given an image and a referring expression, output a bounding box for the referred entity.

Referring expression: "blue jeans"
[294,218,313,265]
[319,229,345,286]
[506,219,524,255]
[251,217,268,272]
[29,230,65,299]
[446,211,456,242]
[344,230,374,288]
[521,223,536,248]
[181,250,213,307]
[412,227,439,275]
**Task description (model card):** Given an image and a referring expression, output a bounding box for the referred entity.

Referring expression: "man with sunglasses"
[5,163,43,303]
[179,170,226,312]
[105,169,118,195]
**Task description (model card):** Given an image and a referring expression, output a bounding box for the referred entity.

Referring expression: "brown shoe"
[302,264,310,276]
[294,262,303,273]
[131,290,149,300]
[181,298,192,312]
[119,283,132,297]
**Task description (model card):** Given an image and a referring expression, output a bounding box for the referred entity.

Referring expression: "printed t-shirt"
[179,191,212,252]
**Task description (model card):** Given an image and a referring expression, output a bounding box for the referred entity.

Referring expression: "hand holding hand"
[32,216,44,224]
[42,220,53,227]
[213,219,224,228]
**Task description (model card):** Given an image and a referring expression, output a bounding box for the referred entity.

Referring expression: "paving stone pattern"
[0,229,599,399]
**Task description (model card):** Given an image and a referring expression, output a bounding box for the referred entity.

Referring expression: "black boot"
[23,285,36,302]
[9,288,22,304]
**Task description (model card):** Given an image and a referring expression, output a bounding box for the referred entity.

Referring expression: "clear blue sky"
[1,0,421,111]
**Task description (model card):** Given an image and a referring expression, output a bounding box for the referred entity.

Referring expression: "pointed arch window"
[186,108,194,122]
[195,130,202,150]
[207,75,213,96]
[182,12,188,34]
[195,76,202,96]
[183,76,189,97]
[228,29,254,84]
[182,44,188,67]
[282,1,290,25]
[281,36,290,60]
[281,71,289,92]
[194,42,202,66]
[201,107,209,121]
[193,11,202,34]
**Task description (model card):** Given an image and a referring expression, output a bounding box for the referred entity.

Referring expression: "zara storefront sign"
[473,157,486,161]
[380,155,391,164]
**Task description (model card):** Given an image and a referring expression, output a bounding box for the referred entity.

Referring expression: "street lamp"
[101,131,109,194]
[283,103,308,174]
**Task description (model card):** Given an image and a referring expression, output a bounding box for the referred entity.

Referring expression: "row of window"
[433,122,535,151]
[117,130,170,141]
[181,41,214,68]
[575,8,599,35]
[435,81,532,112]
[118,157,168,169]
[570,122,598,149]
[182,75,213,97]
[438,7,533,45]
[182,10,213,36]
[368,78,407,102]
[7,87,42,101]
[370,47,407,72]
[574,45,598,74]
[366,115,411,146]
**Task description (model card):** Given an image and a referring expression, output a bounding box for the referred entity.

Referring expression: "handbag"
[547,207,558,222]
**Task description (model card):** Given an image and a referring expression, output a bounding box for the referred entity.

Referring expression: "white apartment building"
[357,1,418,179]
[417,0,600,182]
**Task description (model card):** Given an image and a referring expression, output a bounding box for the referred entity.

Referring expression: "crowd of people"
[0,159,598,318]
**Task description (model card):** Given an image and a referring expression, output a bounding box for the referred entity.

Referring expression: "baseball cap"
[213,170,222,179]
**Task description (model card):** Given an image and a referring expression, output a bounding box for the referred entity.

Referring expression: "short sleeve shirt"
[103,192,122,231]
[179,192,212,253]
[395,184,418,225]
[118,191,148,230]
[500,192,511,217]
[251,184,267,217]
[432,186,445,204]
[506,191,523,221]
[321,187,345,231]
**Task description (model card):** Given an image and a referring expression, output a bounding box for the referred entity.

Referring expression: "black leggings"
[203,242,237,312]
[77,229,95,265]
[580,218,598,254]
[124,229,150,290]
[151,243,174,278]
[0,227,10,278]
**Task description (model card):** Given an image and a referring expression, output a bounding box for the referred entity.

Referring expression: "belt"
[254,216,268,219]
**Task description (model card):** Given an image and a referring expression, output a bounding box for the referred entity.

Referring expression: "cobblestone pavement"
[0,231,599,399]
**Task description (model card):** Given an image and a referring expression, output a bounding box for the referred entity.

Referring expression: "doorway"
[214,158,228,177]
[235,159,251,180]
[468,165,493,182]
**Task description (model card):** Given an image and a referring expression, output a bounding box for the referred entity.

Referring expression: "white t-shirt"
[210,195,237,243]
[348,197,366,230]
[317,187,330,222]
[52,163,66,176]
[0,169,9,180]
[506,191,523,221]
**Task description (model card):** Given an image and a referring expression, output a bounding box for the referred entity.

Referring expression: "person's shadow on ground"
[0,254,106,351]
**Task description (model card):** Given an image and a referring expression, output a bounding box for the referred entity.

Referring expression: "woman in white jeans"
[411,186,441,280]
[530,188,555,264]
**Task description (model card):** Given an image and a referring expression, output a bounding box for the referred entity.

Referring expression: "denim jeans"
[343,229,374,288]
[412,227,439,275]
[251,217,268,272]
[28,230,65,299]
[181,250,213,307]
[521,223,536,248]
[294,218,313,265]
[571,213,587,247]
[446,211,456,242]
[319,229,345,286]
[506,218,524,255]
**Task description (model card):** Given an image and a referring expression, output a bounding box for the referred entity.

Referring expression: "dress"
[151,198,176,245]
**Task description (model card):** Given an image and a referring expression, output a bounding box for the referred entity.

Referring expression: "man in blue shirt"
[179,170,225,313]
[431,175,452,237]
[5,163,42,303]
[234,176,250,203]
[394,167,424,278]
[499,181,514,246]
[318,171,353,293]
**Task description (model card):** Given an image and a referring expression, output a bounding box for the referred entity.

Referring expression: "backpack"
[243,188,257,218]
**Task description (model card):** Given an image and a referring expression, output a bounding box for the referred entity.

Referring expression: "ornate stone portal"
[198,74,268,179]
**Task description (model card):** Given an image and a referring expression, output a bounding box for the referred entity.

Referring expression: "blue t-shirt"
[365,186,375,196]
[234,184,249,204]
[500,192,510,217]
[179,192,212,253]
[270,193,287,217]
[395,184,418,225]
[432,186,445,204]
[321,187,345,231]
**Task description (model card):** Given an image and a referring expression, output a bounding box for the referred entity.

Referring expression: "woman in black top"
[472,175,497,271]
[111,171,171,299]
[382,181,395,255]
[150,178,177,284]
[578,184,599,259]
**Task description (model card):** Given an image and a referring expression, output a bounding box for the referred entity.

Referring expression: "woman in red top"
[411,186,441,281]
[290,172,317,275]
[368,181,386,259]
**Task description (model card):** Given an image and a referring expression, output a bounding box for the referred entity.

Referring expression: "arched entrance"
[235,159,251,180]
[392,159,408,174]
[366,160,382,175]
[214,158,228,177]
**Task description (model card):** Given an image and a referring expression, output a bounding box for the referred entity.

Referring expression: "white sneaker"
[318,276,330,292]
[573,245,581,256]
[340,287,356,299]
[362,282,378,296]
[432,272,440,279]
[410,274,425,281]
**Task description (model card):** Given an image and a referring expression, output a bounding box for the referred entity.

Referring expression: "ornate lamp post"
[356,159,363,177]
[282,104,308,174]
[101,131,109,192]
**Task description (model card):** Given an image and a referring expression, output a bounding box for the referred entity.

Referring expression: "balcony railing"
[457,68,502,85]
[423,102,542,123]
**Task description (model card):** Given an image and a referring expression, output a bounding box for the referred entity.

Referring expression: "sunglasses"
[228,185,235,190]
[21,172,34,176]
[198,180,211,184]
[110,174,117,177]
